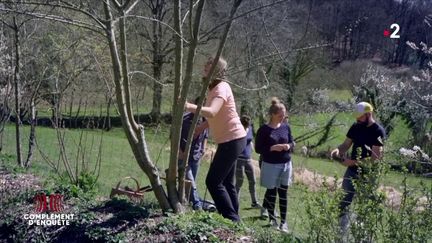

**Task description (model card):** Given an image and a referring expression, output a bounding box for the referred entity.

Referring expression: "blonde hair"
[268,97,286,115]
[207,56,228,89]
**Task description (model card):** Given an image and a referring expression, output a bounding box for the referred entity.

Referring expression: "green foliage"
[383,179,432,242]
[154,211,240,242]
[304,181,343,242]
[303,154,432,242]
[349,158,388,242]
[46,170,98,200]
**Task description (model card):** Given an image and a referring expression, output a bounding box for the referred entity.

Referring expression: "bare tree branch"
[0,1,107,30]
[125,0,140,15]
[125,14,189,43]
[129,71,171,86]
[0,7,104,34]
[201,0,290,40]
[181,0,201,26]
[228,42,335,75]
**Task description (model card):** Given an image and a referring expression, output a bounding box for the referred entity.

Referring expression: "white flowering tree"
[353,64,402,135]
[353,45,431,155]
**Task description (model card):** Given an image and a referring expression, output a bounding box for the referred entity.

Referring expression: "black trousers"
[206,137,246,222]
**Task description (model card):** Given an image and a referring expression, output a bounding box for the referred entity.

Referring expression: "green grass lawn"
[1,122,430,239]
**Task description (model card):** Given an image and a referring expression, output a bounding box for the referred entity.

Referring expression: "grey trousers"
[235,157,258,204]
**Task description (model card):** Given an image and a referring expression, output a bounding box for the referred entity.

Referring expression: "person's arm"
[203,138,208,152]
[245,127,253,145]
[371,145,383,160]
[185,97,224,118]
[331,138,353,157]
[270,144,291,152]
[254,127,267,154]
[287,125,295,151]
[342,144,383,166]
[331,138,355,166]
[370,132,385,161]
[194,120,209,139]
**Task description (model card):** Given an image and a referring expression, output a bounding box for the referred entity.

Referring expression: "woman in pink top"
[185,56,246,222]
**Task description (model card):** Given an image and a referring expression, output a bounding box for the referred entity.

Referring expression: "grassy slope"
[1,118,430,239]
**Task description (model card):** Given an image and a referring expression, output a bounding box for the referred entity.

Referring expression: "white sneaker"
[279,222,289,233]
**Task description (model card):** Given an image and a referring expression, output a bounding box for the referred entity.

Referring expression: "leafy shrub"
[383,179,432,242]
[47,170,98,200]
[303,154,432,242]
[349,159,388,242]
[304,181,343,242]
[154,211,241,242]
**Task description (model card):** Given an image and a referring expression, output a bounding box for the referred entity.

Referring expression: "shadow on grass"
[88,197,151,230]
[56,198,153,242]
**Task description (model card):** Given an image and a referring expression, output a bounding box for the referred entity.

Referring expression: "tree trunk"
[105,94,112,131]
[74,94,83,128]
[68,91,74,128]
[103,1,171,211]
[150,1,166,122]
[175,0,207,204]
[24,99,36,167]
[257,89,267,126]
[12,17,22,167]
[151,67,162,121]
[167,0,184,212]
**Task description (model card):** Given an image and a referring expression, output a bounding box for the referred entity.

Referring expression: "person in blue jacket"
[235,115,260,208]
[179,97,209,210]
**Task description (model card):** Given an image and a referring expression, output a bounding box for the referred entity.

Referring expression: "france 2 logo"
[384,23,400,39]
[33,193,64,213]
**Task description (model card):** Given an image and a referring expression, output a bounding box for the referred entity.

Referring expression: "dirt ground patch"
[0,166,246,242]
[0,166,42,204]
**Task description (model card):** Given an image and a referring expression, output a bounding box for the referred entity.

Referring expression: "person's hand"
[185,102,191,111]
[270,144,284,152]
[185,102,195,112]
[330,148,340,159]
